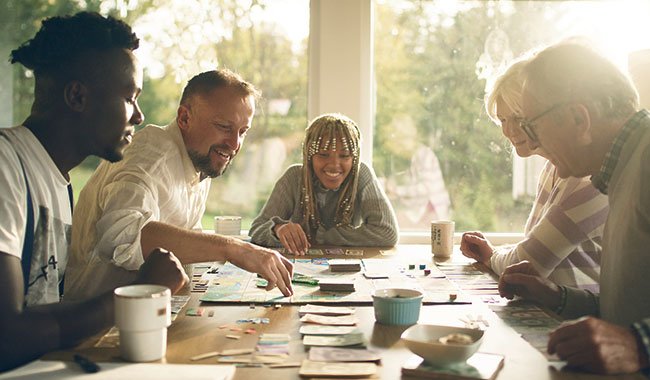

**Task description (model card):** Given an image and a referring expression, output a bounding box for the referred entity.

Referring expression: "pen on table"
[73,354,101,373]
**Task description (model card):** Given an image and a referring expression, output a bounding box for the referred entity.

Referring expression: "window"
[4,0,649,237]
[373,0,650,233]
[1,0,309,231]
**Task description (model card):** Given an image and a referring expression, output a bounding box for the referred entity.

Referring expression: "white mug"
[214,216,242,236]
[114,284,171,362]
[431,220,455,258]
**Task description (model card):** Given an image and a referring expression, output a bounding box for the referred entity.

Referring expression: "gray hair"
[522,41,639,122]
[484,57,531,124]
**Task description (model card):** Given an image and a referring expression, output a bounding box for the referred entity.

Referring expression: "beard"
[102,143,127,163]
[188,147,232,179]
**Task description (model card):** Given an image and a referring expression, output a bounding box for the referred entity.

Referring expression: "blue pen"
[73,354,101,373]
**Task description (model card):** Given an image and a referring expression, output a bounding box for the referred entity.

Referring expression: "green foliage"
[373,1,574,231]
[5,0,586,234]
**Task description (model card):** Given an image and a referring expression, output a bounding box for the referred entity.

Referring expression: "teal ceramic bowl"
[372,288,423,325]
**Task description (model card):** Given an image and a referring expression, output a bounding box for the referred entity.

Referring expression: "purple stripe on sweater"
[536,187,551,207]
[560,182,603,210]
[520,237,557,266]
[546,207,588,244]
[576,206,609,235]
[554,247,600,269]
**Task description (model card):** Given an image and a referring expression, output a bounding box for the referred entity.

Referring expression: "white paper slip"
[298,304,355,316]
[299,325,359,335]
[0,361,236,380]
[300,313,358,326]
[299,359,377,377]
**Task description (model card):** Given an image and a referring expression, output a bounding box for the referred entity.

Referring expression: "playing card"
[328,259,362,272]
[344,249,364,256]
[299,325,359,335]
[308,347,381,362]
[299,360,377,377]
[300,313,358,326]
[299,304,355,316]
[318,279,356,292]
[302,332,365,347]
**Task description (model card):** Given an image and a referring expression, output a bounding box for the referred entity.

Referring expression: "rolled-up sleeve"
[94,173,162,270]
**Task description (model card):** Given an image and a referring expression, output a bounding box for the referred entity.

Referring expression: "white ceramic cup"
[114,284,171,362]
[214,216,242,236]
[431,220,455,258]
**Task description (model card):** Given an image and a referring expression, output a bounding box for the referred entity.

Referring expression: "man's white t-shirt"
[0,126,72,306]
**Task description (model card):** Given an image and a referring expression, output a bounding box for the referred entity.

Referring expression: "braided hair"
[301,114,361,238]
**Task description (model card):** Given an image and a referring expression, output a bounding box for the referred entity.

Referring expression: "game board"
[199,257,470,305]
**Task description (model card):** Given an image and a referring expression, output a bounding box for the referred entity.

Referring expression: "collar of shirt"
[166,121,202,187]
[591,109,650,194]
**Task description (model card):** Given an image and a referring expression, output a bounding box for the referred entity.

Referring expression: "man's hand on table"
[498,261,562,310]
[548,316,650,374]
[460,231,495,266]
[135,248,189,294]
[228,242,294,296]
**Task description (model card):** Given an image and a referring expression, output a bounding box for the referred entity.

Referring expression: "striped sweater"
[490,160,608,291]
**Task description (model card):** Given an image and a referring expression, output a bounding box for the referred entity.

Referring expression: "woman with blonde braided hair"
[250,113,398,255]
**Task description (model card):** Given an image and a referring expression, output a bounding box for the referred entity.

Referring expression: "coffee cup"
[114,284,171,362]
[214,216,242,236]
[431,220,455,258]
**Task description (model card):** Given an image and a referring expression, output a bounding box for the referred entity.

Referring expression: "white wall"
[308,0,374,164]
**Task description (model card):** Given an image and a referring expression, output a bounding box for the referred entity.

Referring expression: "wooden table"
[47,245,646,379]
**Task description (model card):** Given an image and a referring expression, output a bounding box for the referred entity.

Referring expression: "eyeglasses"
[519,103,566,143]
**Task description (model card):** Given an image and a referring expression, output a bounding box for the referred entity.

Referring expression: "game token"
[408,264,415,270]
[419,264,426,270]
[424,269,431,276]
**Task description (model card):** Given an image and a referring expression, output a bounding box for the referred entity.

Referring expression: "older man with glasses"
[497,40,650,375]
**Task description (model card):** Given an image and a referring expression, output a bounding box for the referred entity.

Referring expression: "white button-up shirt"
[65,121,210,301]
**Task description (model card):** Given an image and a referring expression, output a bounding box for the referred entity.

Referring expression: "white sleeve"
[94,174,162,270]
[0,137,27,258]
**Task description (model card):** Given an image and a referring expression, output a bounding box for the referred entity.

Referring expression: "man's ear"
[63,81,87,112]
[570,103,592,144]
[177,104,191,130]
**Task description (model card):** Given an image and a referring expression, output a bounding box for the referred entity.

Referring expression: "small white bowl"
[401,324,484,366]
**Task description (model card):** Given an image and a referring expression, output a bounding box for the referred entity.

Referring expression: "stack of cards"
[299,360,377,377]
[299,325,358,335]
[308,347,381,362]
[299,304,365,349]
[257,333,291,356]
[302,333,365,347]
[318,278,355,292]
[328,259,362,272]
[300,314,358,326]
[298,304,356,316]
